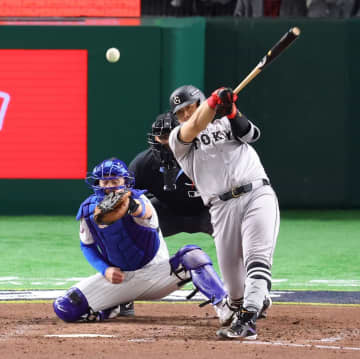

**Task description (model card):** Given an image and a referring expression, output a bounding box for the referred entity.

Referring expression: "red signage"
[0,50,87,179]
[0,0,140,17]
[0,18,141,26]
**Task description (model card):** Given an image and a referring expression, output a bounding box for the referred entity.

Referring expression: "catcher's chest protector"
[77,194,160,271]
[86,208,159,271]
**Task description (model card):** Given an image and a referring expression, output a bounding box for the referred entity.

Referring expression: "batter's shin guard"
[53,287,90,322]
[170,245,226,306]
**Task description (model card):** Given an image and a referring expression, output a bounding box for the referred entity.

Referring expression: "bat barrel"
[233,27,301,95]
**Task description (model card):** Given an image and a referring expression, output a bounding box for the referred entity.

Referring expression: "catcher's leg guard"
[53,287,90,322]
[170,245,226,306]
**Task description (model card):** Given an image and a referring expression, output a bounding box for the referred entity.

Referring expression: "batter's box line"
[237,340,360,352]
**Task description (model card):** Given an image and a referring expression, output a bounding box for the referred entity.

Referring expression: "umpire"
[129,111,212,237]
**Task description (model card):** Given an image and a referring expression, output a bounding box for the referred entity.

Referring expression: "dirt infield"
[1,302,360,359]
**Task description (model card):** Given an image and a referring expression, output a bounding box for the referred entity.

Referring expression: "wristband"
[207,95,218,109]
[227,104,238,119]
[134,198,146,218]
[127,196,140,215]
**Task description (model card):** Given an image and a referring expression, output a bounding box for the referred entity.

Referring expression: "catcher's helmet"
[169,85,205,114]
[86,157,134,199]
[147,112,178,167]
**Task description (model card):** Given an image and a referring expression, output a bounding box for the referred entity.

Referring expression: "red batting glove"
[218,88,238,119]
[207,87,225,109]
[208,87,239,118]
[217,88,238,106]
[227,104,238,119]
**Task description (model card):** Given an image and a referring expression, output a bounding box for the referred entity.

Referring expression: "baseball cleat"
[216,309,257,340]
[215,296,243,326]
[97,305,121,321]
[119,301,135,317]
[258,295,272,320]
[95,302,135,321]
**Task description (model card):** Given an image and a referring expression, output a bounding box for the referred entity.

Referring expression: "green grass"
[0,210,359,291]
[272,210,360,290]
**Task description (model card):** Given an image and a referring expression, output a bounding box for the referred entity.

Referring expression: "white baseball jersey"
[169,117,269,206]
[169,115,279,311]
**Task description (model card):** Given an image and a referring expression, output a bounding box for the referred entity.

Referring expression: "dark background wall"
[205,18,356,208]
[1,17,359,214]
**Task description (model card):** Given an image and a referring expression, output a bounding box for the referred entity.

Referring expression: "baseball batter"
[168,85,280,340]
[53,157,233,325]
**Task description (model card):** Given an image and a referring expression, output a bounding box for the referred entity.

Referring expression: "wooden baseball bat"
[234,27,301,95]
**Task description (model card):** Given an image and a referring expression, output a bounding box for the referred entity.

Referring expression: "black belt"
[219,179,270,201]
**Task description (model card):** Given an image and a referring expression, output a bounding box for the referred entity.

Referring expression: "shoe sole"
[219,312,236,327]
[258,296,272,320]
[216,328,257,340]
[119,310,135,317]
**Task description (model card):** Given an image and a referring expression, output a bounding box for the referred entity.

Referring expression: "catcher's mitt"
[94,190,132,225]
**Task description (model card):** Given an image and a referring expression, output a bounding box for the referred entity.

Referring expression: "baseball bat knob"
[291,27,301,36]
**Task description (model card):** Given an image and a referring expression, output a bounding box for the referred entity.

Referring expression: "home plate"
[45,334,116,338]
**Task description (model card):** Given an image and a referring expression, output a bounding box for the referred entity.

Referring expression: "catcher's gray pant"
[76,238,188,311]
[209,184,279,312]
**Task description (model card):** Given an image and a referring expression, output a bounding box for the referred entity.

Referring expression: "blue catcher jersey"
[77,194,160,271]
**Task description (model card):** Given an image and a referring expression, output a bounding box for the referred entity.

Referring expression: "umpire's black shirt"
[129,149,206,216]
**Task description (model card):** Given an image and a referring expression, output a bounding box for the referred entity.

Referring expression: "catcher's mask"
[147,111,179,168]
[86,158,134,200]
[169,85,205,115]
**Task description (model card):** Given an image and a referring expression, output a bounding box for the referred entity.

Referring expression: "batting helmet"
[169,85,205,114]
[86,157,134,199]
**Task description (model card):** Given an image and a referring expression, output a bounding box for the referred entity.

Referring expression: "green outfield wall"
[0,17,359,214]
[205,18,357,208]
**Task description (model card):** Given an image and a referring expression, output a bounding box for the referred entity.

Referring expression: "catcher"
[53,157,234,325]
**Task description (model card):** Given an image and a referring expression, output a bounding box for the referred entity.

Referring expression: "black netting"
[141,0,237,16]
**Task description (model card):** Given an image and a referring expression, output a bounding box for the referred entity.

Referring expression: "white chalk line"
[45,334,116,338]
[239,340,360,351]
[128,338,155,343]
[1,277,359,289]
[42,335,360,351]
[310,335,343,343]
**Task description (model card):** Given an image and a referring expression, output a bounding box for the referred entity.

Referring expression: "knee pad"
[170,244,208,271]
[247,261,272,291]
[53,287,90,322]
[170,245,226,305]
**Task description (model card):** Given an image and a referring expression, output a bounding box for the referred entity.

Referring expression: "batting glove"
[207,87,238,118]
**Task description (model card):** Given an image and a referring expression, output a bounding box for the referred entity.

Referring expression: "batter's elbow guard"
[53,287,90,322]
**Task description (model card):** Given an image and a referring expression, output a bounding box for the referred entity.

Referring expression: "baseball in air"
[106,47,120,63]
